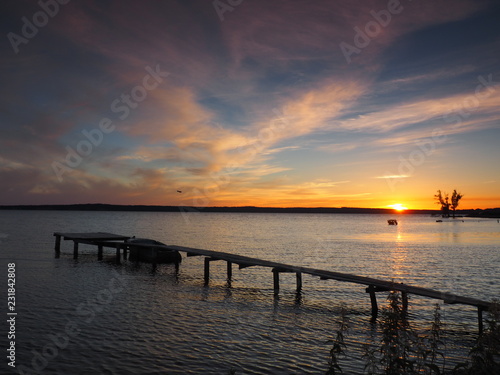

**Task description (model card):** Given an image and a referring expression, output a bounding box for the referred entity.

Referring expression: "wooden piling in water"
[367,286,378,318]
[272,267,302,292]
[151,247,158,268]
[98,245,103,260]
[402,291,409,313]
[54,234,61,258]
[296,272,302,292]
[227,261,232,282]
[478,308,484,334]
[204,257,211,285]
[273,268,280,292]
[115,243,121,264]
[73,241,79,259]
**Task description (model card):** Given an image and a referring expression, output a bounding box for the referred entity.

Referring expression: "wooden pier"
[53,232,495,333]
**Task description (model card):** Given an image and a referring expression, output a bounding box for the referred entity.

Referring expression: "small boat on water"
[387,219,398,225]
[127,238,182,264]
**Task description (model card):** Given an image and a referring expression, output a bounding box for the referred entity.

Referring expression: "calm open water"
[0,210,499,374]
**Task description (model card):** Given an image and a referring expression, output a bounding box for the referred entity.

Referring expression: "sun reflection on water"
[387,223,410,280]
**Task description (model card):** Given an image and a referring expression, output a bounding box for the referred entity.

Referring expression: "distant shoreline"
[1,203,499,217]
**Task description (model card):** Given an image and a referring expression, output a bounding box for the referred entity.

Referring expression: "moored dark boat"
[127,238,181,264]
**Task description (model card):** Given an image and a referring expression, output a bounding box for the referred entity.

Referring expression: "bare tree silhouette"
[435,189,464,218]
[434,190,450,218]
[451,190,464,218]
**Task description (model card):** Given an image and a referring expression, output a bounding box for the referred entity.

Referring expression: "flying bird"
[177,190,182,193]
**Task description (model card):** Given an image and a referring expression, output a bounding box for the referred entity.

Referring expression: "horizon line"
[1,203,499,213]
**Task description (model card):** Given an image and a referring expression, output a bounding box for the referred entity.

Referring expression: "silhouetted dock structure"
[53,232,495,333]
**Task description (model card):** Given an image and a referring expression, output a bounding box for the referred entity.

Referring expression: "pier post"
[151,247,158,271]
[367,286,378,319]
[115,244,121,264]
[273,269,280,293]
[73,241,79,259]
[97,245,103,261]
[204,257,210,285]
[54,235,61,258]
[478,308,484,334]
[227,261,232,282]
[402,291,408,314]
[296,272,302,292]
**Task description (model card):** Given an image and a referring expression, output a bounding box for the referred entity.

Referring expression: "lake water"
[0,210,499,374]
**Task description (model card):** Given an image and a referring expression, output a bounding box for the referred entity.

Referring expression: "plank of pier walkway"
[54,232,130,241]
[53,232,130,260]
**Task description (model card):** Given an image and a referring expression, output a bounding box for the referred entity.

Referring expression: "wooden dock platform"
[53,232,495,332]
[54,232,131,260]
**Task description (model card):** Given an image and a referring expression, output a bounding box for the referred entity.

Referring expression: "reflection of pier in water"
[53,231,495,333]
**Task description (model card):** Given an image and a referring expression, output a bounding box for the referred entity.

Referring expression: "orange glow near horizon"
[167,192,497,210]
[387,203,408,212]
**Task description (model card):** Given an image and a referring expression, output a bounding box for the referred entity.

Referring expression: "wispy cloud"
[317,143,359,153]
[376,174,409,179]
[333,86,500,136]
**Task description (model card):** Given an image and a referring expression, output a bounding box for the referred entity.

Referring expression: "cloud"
[112,77,366,188]
[0,165,183,205]
[238,80,367,156]
[317,143,359,153]
[332,84,500,137]
[220,0,485,70]
[376,65,479,94]
[376,174,409,179]
[183,176,367,207]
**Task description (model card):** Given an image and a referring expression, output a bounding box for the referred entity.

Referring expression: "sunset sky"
[1,0,499,209]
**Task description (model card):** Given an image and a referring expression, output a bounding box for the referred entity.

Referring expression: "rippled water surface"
[0,211,499,374]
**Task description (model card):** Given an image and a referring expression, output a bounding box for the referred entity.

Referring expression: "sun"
[388,203,408,212]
